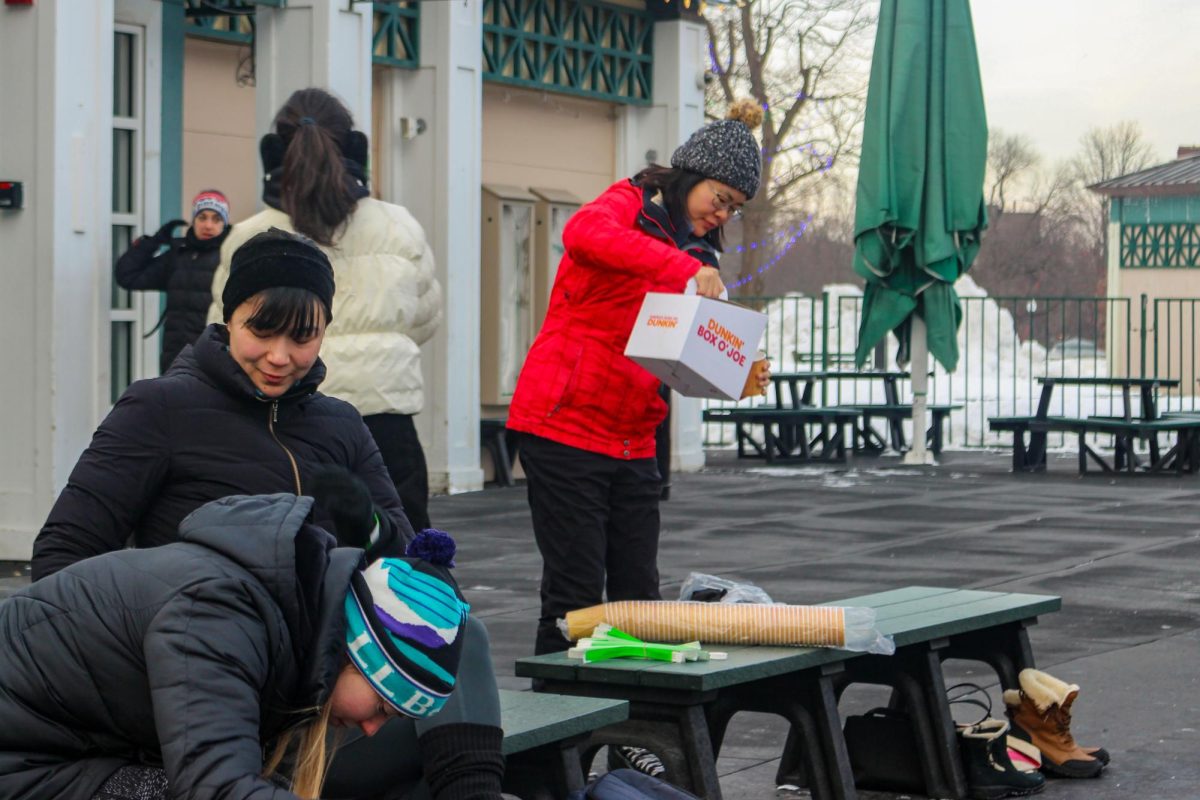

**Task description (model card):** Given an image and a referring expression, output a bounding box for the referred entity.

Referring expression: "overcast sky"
[970,0,1200,167]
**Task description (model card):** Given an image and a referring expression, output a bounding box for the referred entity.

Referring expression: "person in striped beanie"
[343,540,471,719]
[114,188,233,372]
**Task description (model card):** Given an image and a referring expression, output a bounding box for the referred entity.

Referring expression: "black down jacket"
[0,493,361,800]
[32,324,412,580]
[115,226,230,373]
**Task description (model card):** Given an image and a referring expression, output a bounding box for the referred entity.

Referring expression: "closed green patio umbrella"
[852,0,988,461]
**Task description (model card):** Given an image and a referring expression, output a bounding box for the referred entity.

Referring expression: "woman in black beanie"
[32,228,506,800]
[209,87,441,534]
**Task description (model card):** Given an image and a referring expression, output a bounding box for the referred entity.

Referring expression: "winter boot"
[958,719,1046,799]
[1004,735,1042,773]
[1003,669,1104,779]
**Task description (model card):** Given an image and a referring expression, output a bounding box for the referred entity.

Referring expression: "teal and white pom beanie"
[343,530,470,719]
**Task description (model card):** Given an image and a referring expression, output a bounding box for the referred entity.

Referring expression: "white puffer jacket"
[208,198,442,416]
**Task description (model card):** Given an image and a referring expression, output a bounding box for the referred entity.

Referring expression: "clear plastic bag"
[678,572,774,605]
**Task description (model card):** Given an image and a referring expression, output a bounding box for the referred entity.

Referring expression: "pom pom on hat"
[344,554,470,719]
[726,98,764,131]
[406,528,457,567]
[670,97,763,199]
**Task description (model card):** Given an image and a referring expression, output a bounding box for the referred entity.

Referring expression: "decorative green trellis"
[373,2,420,68]
[183,0,282,44]
[482,0,653,105]
[1121,223,1200,268]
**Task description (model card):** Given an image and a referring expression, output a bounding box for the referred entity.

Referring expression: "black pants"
[364,413,431,533]
[518,433,662,655]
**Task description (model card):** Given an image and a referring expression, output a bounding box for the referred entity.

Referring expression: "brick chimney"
[1178,146,1200,159]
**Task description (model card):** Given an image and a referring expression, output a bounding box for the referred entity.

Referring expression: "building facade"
[0,0,710,558]
[1091,148,1200,383]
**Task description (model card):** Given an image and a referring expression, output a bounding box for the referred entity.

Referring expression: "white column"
[254,0,373,153]
[902,317,935,465]
[384,2,485,494]
[0,0,114,558]
[616,18,708,474]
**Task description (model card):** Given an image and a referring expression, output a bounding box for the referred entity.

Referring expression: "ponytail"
[273,89,362,246]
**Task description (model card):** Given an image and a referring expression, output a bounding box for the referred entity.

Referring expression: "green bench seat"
[838,403,961,455]
[515,586,1059,800]
[500,688,628,800]
[990,415,1200,473]
[702,407,861,463]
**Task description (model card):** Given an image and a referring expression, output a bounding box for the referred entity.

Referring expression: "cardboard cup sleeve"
[561,601,895,654]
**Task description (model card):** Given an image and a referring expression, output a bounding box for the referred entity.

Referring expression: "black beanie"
[222,228,336,321]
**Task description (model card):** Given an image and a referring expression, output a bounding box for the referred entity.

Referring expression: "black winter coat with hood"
[31,323,413,581]
[0,493,360,800]
[115,227,230,373]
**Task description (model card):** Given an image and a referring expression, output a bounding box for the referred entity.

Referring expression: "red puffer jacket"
[507,180,707,459]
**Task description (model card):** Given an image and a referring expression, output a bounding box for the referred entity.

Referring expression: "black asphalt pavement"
[3,449,1197,798]
[435,449,1200,800]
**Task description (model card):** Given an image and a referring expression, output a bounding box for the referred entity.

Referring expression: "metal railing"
[699,292,1195,451]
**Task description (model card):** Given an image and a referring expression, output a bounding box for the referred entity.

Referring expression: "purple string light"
[728,213,814,289]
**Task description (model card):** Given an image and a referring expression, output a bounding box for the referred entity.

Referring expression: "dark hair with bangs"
[632,164,725,251]
[240,287,331,340]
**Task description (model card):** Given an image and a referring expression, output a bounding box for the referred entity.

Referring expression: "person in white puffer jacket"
[209,87,442,531]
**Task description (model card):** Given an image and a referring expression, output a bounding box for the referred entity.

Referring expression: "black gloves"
[418,724,505,800]
[308,465,380,549]
[152,219,187,245]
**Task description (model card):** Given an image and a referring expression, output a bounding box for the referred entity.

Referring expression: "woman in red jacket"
[507,101,768,674]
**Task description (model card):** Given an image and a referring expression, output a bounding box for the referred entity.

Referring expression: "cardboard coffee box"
[624,292,767,400]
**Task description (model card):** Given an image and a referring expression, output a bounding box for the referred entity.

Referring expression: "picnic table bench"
[515,586,1060,800]
[481,418,520,487]
[845,403,962,455]
[701,406,861,462]
[989,377,1192,474]
[500,688,629,800]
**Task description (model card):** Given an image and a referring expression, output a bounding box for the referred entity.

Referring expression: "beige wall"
[182,38,258,225]
[1114,268,1200,384]
[481,83,617,202]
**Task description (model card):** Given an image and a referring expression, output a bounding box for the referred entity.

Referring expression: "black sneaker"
[608,745,667,778]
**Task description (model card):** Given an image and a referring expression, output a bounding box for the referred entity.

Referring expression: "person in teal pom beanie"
[0,494,504,800]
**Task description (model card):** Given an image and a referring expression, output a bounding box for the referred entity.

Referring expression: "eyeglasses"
[708,182,744,219]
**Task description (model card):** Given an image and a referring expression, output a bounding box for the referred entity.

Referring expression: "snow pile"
[703,276,1166,451]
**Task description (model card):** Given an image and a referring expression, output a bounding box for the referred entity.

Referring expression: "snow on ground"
[704,276,1189,453]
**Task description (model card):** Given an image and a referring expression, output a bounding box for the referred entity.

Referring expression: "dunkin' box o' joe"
[624,291,768,401]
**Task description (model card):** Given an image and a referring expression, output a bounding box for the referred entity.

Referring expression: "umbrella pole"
[903,316,935,465]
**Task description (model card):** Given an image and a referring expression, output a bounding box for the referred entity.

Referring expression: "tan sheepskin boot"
[1003,669,1105,778]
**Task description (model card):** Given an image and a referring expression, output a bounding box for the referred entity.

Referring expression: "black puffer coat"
[0,494,360,800]
[115,227,229,372]
[32,324,412,580]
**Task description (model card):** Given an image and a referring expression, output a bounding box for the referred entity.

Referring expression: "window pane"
[114,32,135,118]
[112,129,134,214]
[111,321,133,403]
[111,225,134,308]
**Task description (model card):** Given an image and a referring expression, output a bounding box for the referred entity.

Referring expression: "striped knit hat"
[192,189,230,225]
[343,531,470,719]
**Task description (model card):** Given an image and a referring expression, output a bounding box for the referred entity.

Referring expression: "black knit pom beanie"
[670,99,765,199]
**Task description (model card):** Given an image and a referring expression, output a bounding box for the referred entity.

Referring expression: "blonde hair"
[263,701,338,798]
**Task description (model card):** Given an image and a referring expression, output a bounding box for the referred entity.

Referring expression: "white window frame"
[108,8,163,413]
